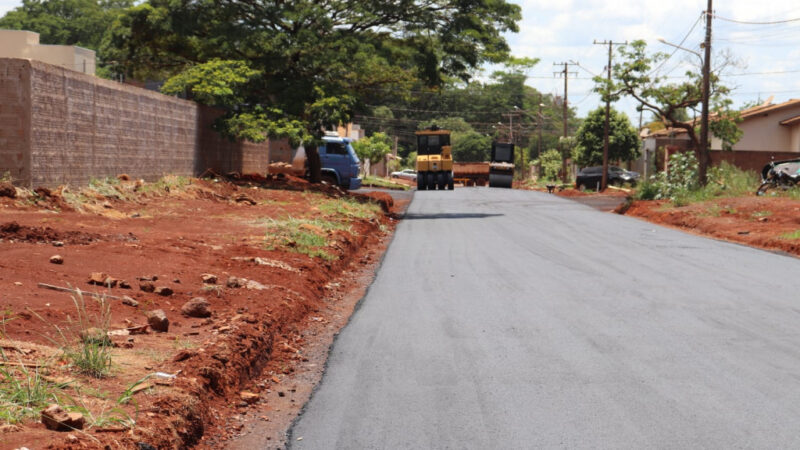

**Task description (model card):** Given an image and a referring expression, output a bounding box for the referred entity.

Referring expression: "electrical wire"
[712,13,800,25]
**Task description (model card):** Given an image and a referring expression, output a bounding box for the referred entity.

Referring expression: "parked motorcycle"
[756,159,800,196]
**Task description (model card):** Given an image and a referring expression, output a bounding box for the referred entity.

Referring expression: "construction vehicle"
[415,127,454,190]
[488,142,514,188]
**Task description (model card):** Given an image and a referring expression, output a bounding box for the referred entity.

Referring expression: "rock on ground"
[181,297,211,318]
[146,309,169,332]
[41,404,85,431]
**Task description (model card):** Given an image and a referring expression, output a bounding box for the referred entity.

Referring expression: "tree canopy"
[596,40,742,184]
[352,132,393,175]
[104,0,521,147]
[0,0,133,77]
[574,107,640,168]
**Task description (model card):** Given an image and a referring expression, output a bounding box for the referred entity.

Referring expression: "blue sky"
[2,0,800,123]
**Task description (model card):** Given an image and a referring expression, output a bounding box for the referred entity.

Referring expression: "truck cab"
[290,135,362,190]
[319,136,362,190]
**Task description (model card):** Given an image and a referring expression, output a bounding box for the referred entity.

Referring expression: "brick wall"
[709,150,800,173]
[0,58,269,187]
[0,59,31,185]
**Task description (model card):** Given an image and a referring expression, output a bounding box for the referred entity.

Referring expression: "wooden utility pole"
[554,62,578,182]
[699,0,713,185]
[593,40,626,191]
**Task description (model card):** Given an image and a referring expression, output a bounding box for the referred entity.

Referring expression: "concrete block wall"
[0,59,31,185]
[0,58,269,188]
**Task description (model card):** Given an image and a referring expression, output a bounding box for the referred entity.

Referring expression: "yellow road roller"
[415,127,454,190]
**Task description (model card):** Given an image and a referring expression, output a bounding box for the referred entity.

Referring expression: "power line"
[712,13,800,25]
[649,12,705,77]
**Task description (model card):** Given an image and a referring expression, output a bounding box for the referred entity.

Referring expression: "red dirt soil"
[0,176,399,449]
[623,196,800,257]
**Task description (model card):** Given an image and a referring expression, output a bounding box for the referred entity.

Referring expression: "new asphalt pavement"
[289,187,800,449]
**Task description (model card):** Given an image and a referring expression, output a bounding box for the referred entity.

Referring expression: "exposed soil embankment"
[0,175,399,449]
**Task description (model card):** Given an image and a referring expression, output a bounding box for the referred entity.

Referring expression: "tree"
[540,149,562,181]
[352,132,393,176]
[105,0,521,182]
[597,40,742,185]
[0,0,134,77]
[574,106,640,168]
[452,132,491,162]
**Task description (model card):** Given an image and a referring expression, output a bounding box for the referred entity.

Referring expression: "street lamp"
[656,38,702,63]
[657,37,709,180]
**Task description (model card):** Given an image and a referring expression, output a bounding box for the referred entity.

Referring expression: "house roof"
[740,98,800,119]
[779,114,800,126]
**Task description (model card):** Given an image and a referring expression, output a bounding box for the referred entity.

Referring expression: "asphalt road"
[289,187,800,449]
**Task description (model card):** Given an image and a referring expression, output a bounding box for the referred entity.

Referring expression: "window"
[326,142,347,155]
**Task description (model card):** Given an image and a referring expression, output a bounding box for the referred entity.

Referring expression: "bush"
[634,155,761,204]
[540,149,562,182]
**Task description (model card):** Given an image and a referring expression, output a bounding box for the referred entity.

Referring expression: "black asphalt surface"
[289,187,800,449]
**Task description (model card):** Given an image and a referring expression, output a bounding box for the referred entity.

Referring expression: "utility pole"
[554,62,578,182]
[593,40,626,191]
[699,0,713,185]
[538,99,544,178]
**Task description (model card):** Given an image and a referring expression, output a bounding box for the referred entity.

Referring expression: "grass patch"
[0,364,62,423]
[136,175,191,194]
[751,210,773,219]
[363,176,409,190]
[780,230,800,240]
[1,171,11,182]
[318,197,382,219]
[261,217,343,260]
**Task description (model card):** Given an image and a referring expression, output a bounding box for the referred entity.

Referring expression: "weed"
[318,197,381,219]
[0,171,11,182]
[31,291,114,378]
[751,210,773,219]
[362,176,409,190]
[260,217,339,260]
[780,230,800,240]
[201,284,223,297]
[136,175,191,195]
[0,352,63,423]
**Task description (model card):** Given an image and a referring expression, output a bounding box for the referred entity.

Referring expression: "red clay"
[0,176,397,449]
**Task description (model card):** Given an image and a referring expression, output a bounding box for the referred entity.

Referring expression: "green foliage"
[540,149,562,181]
[780,230,800,240]
[106,0,522,148]
[600,40,742,184]
[0,362,62,423]
[161,60,259,108]
[418,117,474,133]
[635,152,698,202]
[453,131,492,162]
[0,0,133,76]
[404,151,418,169]
[352,132,393,172]
[574,106,640,167]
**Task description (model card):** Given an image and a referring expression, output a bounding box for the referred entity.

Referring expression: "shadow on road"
[403,212,504,220]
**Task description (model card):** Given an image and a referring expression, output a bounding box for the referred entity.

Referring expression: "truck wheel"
[427,173,436,190]
[447,172,454,190]
[437,172,446,190]
[322,173,338,186]
[417,172,426,190]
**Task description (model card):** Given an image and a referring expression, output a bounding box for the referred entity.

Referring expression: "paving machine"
[489,142,514,188]
[415,127,454,190]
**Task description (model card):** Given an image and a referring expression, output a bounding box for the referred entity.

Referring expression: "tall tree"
[596,40,741,185]
[574,106,640,168]
[0,0,134,77]
[106,0,521,182]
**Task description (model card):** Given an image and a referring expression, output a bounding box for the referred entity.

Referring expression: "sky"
[502,0,800,123]
[2,0,800,123]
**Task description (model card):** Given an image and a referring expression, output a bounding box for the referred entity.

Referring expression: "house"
[637,98,800,175]
[0,29,96,75]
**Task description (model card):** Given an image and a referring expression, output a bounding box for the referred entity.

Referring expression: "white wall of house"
[0,30,96,75]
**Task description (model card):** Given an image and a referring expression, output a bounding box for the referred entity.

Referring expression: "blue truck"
[288,135,362,190]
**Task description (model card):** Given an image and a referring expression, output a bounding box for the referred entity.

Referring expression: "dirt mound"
[353,191,394,213]
[0,181,17,198]
[0,221,102,244]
